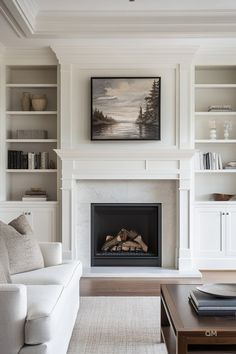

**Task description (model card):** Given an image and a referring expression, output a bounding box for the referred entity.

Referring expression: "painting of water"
[91,77,161,140]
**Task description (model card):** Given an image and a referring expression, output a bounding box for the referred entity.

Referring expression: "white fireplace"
[55,146,198,275]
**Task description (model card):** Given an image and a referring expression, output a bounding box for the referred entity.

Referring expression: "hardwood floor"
[81,271,236,296]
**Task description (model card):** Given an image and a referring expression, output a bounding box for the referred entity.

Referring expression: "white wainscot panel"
[147,160,179,170]
[74,160,146,171]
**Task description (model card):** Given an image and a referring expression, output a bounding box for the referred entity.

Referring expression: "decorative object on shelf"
[21,92,31,111]
[31,94,48,111]
[212,193,234,201]
[209,119,217,139]
[49,160,56,169]
[208,104,232,112]
[12,130,48,139]
[224,161,236,170]
[91,77,161,140]
[223,120,232,140]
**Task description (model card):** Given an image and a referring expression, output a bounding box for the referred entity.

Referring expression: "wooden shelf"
[6,111,57,115]
[6,169,58,173]
[195,139,236,143]
[6,84,57,88]
[6,139,57,143]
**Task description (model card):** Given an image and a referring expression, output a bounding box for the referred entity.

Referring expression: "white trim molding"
[3,4,236,38]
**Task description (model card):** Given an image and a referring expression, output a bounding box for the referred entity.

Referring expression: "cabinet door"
[225,207,236,256]
[194,207,225,258]
[30,207,57,242]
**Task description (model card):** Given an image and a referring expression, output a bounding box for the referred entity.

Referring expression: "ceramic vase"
[21,92,31,111]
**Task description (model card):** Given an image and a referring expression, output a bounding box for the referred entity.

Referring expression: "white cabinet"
[0,202,58,242]
[193,203,236,268]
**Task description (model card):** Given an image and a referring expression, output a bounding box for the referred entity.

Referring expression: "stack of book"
[208,105,232,112]
[189,289,236,316]
[22,188,47,201]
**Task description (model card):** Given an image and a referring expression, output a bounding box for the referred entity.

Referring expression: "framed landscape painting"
[91,77,161,140]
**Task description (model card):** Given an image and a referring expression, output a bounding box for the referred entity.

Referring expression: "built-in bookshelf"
[194,66,236,201]
[5,66,58,201]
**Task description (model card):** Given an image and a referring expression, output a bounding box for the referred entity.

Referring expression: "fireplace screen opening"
[91,203,162,266]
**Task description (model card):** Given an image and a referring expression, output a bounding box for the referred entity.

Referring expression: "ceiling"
[1,0,236,48]
[34,0,236,12]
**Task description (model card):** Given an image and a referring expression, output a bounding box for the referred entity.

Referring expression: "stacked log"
[101,228,148,253]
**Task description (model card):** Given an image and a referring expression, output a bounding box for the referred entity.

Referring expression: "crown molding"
[2,6,236,39]
[1,0,38,36]
[51,44,199,67]
[0,0,25,37]
[35,10,236,38]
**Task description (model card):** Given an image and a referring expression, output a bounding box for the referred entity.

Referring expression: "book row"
[8,150,50,169]
[195,151,223,170]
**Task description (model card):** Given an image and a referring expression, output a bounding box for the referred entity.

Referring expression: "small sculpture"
[223,120,232,140]
[209,119,217,140]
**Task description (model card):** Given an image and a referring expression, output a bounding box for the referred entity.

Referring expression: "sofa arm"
[0,284,27,354]
[39,242,62,267]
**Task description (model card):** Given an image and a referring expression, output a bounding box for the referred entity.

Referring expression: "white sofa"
[0,242,82,354]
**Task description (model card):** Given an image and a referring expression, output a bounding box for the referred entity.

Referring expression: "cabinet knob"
[226,212,229,215]
[222,212,225,215]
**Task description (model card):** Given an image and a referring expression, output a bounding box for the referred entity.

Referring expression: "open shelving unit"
[194,66,236,202]
[4,65,59,202]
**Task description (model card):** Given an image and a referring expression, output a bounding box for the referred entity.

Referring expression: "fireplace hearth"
[91,203,162,266]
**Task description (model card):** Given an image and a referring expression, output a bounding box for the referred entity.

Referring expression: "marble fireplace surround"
[56,147,200,276]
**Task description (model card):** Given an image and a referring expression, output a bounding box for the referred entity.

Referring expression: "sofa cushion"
[11,261,81,287]
[25,285,63,344]
[0,237,11,283]
[0,219,44,275]
[9,214,33,235]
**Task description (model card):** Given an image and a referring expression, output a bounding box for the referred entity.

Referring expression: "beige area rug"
[67,297,167,354]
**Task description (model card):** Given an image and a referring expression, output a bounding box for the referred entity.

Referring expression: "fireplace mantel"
[55,148,194,181]
[55,147,195,272]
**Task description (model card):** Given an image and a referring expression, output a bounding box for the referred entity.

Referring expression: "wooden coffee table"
[161,284,236,354]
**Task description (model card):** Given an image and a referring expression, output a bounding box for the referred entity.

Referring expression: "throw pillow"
[9,214,33,235]
[0,237,11,283]
[0,217,44,275]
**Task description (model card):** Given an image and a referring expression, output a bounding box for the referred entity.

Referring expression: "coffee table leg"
[177,334,188,354]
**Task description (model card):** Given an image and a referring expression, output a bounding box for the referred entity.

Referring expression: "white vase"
[209,128,217,140]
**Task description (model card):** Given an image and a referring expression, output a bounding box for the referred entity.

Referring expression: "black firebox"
[91,203,162,266]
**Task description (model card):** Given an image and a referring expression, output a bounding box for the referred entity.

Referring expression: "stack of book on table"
[22,188,47,202]
[189,289,236,316]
